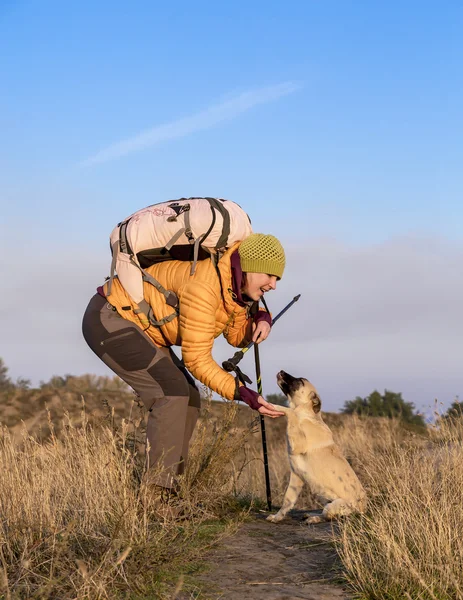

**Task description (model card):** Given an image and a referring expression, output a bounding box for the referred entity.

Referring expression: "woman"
[82,233,286,492]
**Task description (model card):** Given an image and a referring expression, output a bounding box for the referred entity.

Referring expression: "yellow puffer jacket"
[104,242,253,400]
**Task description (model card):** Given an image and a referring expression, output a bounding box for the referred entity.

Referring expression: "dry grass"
[230,408,463,599]
[334,413,463,600]
[220,406,463,599]
[0,397,250,599]
[3,386,462,600]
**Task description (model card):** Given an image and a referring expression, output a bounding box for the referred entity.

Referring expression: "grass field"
[0,387,461,599]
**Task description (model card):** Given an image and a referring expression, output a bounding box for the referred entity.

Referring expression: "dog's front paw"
[266,513,284,523]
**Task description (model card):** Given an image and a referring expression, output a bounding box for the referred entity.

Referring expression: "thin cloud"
[80,82,301,166]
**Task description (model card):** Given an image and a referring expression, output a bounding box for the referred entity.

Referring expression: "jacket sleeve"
[178,281,237,401]
[223,309,253,348]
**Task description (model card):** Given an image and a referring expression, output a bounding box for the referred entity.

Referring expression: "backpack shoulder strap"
[129,256,180,327]
[204,198,231,249]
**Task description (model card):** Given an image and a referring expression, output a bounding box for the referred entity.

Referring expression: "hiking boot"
[150,485,186,521]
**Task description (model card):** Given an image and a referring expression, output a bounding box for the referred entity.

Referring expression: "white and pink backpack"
[107,197,253,327]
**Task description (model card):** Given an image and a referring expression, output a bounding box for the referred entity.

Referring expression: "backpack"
[107,197,253,327]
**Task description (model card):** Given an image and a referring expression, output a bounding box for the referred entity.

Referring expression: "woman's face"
[242,272,278,302]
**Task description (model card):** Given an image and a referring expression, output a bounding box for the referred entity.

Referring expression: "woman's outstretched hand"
[257,396,286,418]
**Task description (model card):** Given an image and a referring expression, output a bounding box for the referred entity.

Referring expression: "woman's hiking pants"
[82,293,201,489]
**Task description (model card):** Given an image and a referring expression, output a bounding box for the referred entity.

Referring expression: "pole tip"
[294,294,301,301]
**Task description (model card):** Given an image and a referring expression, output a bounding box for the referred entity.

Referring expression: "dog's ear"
[311,392,321,413]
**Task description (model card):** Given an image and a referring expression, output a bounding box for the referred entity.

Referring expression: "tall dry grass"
[234,408,463,598]
[0,397,251,600]
[230,408,463,599]
[4,385,462,600]
[334,414,463,600]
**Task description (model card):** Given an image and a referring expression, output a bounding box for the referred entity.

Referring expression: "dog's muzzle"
[277,370,300,395]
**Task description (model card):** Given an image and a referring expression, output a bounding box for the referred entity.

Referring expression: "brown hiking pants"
[82,293,201,489]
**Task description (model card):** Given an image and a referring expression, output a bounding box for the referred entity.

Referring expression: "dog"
[266,370,367,524]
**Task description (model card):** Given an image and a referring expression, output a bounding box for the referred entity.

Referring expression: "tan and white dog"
[267,370,367,524]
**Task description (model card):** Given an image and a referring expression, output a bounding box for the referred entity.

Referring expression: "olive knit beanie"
[238,233,286,279]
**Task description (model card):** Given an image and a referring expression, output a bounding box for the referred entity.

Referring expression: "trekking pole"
[222,294,301,512]
[254,342,272,511]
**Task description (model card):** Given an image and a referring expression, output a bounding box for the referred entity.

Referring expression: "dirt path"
[187,510,353,600]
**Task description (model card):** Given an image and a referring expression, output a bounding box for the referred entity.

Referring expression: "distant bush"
[39,373,130,393]
[1,357,130,395]
[342,389,425,427]
[0,357,30,391]
[0,357,12,391]
[444,396,463,418]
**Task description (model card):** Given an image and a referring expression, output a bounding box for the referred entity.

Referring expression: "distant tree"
[342,389,425,426]
[15,376,31,390]
[266,393,288,407]
[0,358,12,391]
[39,373,130,393]
[445,396,463,418]
[40,375,67,390]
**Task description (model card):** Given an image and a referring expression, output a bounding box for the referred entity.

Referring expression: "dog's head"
[277,370,321,413]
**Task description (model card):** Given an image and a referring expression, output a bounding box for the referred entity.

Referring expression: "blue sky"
[1,1,462,413]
